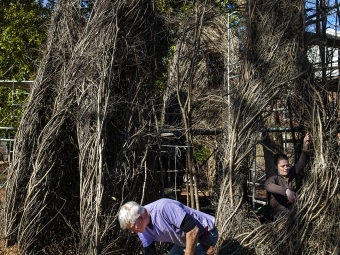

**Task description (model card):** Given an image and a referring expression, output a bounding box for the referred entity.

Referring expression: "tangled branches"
[2,0,160,254]
[215,0,340,255]
[1,0,339,254]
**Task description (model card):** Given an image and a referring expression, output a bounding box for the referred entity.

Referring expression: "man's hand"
[286,189,296,203]
[303,133,311,150]
[185,226,199,255]
[206,245,214,255]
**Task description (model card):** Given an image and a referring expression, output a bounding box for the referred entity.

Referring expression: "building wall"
[307,29,340,79]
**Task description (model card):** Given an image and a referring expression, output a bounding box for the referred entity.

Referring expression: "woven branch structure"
[1,0,339,254]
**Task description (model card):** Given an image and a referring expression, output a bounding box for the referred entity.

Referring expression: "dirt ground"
[0,189,19,255]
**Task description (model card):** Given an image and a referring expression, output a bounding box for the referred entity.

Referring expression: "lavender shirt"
[138,198,215,247]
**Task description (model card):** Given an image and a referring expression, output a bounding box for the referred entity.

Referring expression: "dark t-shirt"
[265,151,308,215]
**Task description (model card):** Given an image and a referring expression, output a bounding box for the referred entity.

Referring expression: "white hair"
[118,201,145,229]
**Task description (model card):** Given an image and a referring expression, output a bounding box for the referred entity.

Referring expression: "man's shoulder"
[146,198,181,207]
[267,171,277,178]
[144,198,179,212]
[266,171,279,182]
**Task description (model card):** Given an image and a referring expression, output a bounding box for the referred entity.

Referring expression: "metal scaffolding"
[0,80,32,164]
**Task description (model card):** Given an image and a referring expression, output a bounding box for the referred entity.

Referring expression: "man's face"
[277,159,290,176]
[128,215,148,233]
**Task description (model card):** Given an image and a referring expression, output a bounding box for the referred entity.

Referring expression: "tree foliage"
[0,87,27,133]
[0,0,52,138]
[0,0,51,80]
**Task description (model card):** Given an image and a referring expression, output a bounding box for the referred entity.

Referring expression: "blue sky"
[305,1,340,32]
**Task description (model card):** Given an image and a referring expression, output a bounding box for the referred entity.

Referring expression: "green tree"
[0,86,27,137]
[0,0,51,80]
[0,0,51,138]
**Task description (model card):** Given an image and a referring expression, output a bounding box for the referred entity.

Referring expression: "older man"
[118,198,218,255]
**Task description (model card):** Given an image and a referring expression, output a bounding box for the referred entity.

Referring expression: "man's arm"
[293,150,308,174]
[185,226,199,255]
[265,176,286,195]
[180,214,214,255]
[294,134,311,174]
[265,176,296,203]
